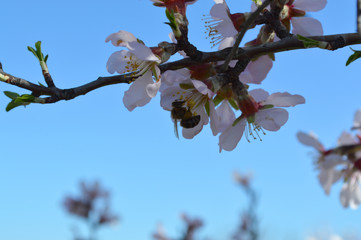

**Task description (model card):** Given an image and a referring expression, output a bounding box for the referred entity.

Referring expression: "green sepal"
[346,48,361,66]
[228,99,239,110]
[179,83,194,90]
[205,100,210,116]
[232,115,243,127]
[247,115,255,124]
[260,104,274,110]
[4,91,20,100]
[213,94,224,107]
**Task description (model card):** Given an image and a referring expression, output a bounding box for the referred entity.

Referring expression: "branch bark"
[1,33,360,105]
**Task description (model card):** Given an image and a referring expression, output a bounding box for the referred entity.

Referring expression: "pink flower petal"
[218,36,236,50]
[123,71,153,111]
[191,80,213,98]
[264,92,305,107]
[291,17,323,36]
[182,121,203,139]
[219,118,246,152]
[255,108,288,131]
[249,88,269,103]
[297,131,324,151]
[338,131,358,146]
[353,108,361,129]
[293,0,327,12]
[106,50,129,74]
[210,3,229,20]
[240,55,273,84]
[128,42,161,63]
[215,101,236,134]
[105,30,137,47]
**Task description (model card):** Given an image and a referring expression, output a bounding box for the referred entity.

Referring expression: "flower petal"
[105,30,137,47]
[215,19,238,38]
[340,174,361,209]
[263,92,305,107]
[240,55,273,84]
[210,3,230,20]
[249,88,269,103]
[218,36,236,50]
[338,131,358,146]
[106,50,129,74]
[318,167,343,195]
[291,17,323,36]
[182,121,203,139]
[123,70,153,111]
[191,80,213,98]
[293,0,327,12]
[215,101,236,134]
[255,108,289,131]
[128,41,161,63]
[219,118,246,152]
[297,131,324,151]
[353,108,361,129]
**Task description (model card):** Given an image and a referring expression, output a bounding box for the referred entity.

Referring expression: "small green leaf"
[14,94,35,103]
[297,34,322,48]
[27,46,39,59]
[6,100,24,112]
[44,54,49,63]
[346,48,361,66]
[4,91,20,100]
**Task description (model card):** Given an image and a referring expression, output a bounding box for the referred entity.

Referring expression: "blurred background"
[1,0,361,239]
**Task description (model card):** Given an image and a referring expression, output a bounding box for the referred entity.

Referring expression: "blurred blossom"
[63,180,119,240]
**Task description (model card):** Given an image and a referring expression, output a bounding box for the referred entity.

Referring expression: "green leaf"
[27,46,39,60]
[4,91,20,100]
[14,94,35,103]
[6,100,24,112]
[346,48,361,66]
[44,54,49,63]
[297,34,322,48]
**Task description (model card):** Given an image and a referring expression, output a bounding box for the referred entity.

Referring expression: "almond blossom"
[160,68,219,139]
[204,0,250,48]
[219,89,305,152]
[252,0,327,36]
[297,131,361,209]
[106,30,170,111]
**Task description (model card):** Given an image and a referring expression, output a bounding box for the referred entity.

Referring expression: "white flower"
[106,30,162,111]
[204,0,250,48]
[353,108,361,130]
[253,0,327,36]
[160,69,218,139]
[219,89,305,151]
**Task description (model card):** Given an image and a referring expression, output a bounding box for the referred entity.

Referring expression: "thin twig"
[220,0,273,72]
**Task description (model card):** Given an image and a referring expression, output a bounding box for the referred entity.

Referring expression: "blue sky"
[1,0,361,240]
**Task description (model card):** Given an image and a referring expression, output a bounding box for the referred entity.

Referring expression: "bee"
[171,100,201,138]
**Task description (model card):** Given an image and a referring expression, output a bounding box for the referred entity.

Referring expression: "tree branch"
[1,33,360,105]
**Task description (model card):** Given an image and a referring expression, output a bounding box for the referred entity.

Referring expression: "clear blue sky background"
[1,0,361,239]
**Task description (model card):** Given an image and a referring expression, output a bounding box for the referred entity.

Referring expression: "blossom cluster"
[105,0,328,151]
[298,109,361,209]
[63,181,118,226]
